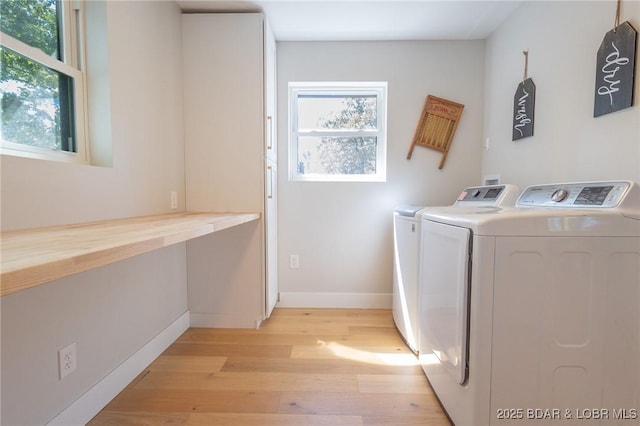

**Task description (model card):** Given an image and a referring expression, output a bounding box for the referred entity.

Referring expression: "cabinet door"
[183,13,264,212]
[265,159,278,316]
[264,20,277,162]
[264,19,278,317]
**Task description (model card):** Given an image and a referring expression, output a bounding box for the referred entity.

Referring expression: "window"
[1,0,87,162]
[289,82,387,182]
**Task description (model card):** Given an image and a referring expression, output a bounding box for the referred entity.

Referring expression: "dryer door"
[420,220,471,384]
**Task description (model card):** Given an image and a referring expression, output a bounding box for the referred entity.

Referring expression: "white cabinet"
[265,160,278,315]
[265,20,277,164]
[182,13,278,327]
[264,19,278,316]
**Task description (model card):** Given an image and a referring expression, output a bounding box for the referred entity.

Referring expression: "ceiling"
[176,0,523,41]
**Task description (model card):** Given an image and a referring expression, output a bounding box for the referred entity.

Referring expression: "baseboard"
[276,292,392,308]
[190,313,262,329]
[47,311,190,426]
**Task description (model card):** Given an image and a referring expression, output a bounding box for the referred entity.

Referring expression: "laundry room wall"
[0,5,186,231]
[482,0,640,188]
[277,41,486,307]
[0,2,187,425]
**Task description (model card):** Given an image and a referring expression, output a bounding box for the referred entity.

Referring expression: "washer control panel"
[517,181,631,208]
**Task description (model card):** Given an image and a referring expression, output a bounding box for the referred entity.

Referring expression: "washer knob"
[551,189,569,202]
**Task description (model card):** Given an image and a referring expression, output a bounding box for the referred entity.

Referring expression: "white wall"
[1,245,187,425]
[0,2,187,424]
[276,41,486,307]
[0,2,186,231]
[483,1,640,187]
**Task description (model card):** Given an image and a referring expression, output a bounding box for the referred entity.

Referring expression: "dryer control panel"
[517,181,632,208]
[455,184,520,206]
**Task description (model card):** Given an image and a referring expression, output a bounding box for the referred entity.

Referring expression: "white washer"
[419,181,640,425]
[392,184,519,353]
[393,204,427,353]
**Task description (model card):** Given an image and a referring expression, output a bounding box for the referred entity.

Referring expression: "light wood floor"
[88,308,452,425]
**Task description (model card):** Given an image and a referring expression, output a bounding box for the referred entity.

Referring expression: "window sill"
[290,174,387,183]
[1,144,89,165]
[0,212,260,297]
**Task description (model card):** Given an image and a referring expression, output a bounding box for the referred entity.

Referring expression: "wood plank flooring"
[88,308,452,426]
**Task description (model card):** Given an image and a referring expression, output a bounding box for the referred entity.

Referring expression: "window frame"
[288,81,387,182]
[0,0,89,164]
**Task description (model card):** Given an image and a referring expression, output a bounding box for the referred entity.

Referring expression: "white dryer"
[419,181,640,425]
[392,184,519,353]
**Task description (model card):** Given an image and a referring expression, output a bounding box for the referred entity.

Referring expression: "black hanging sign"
[594,21,637,117]
[512,78,536,141]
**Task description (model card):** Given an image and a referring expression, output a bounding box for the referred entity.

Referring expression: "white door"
[265,159,278,316]
[264,19,278,317]
[419,220,471,384]
[264,20,277,163]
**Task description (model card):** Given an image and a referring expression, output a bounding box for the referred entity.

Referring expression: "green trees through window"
[290,82,387,182]
[316,96,378,175]
[1,0,77,153]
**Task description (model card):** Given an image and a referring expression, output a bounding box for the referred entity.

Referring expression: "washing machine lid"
[421,181,640,237]
[394,205,426,217]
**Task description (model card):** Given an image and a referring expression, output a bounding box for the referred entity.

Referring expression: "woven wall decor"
[407,95,464,169]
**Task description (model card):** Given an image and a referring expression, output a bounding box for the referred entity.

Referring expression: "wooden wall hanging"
[513,50,536,141]
[594,1,636,117]
[407,95,464,169]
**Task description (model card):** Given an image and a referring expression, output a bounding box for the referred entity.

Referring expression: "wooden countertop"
[0,212,260,297]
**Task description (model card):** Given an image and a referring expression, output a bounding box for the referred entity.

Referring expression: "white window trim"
[289,82,387,182]
[0,0,89,164]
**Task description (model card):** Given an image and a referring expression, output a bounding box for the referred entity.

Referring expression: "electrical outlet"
[170,191,178,209]
[58,342,77,380]
[289,254,299,269]
[484,174,501,186]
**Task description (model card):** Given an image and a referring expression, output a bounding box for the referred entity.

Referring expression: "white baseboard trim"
[47,311,190,426]
[276,292,392,309]
[190,313,262,329]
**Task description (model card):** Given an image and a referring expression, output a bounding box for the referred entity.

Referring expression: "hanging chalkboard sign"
[512,78,536,141]
[594,21,637,117]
